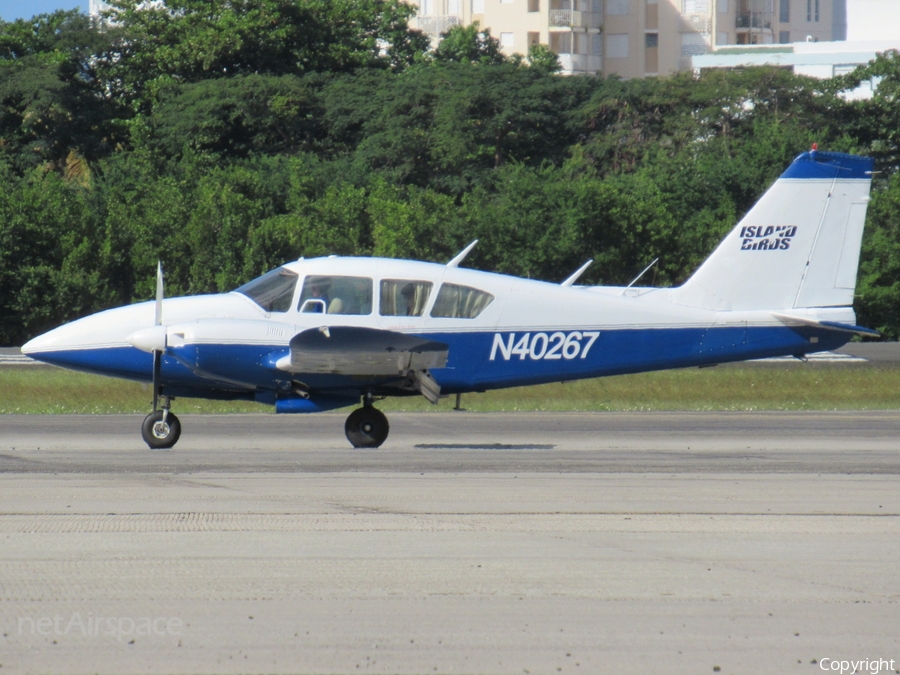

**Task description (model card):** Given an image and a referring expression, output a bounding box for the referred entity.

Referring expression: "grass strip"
[2,364,899,414]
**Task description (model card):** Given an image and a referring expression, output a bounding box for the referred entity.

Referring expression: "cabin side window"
[234,267,299,313]
[380,280,433,317]
[298,275,373,315]
[430,283,494,319]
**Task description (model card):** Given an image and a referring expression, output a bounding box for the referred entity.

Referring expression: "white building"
[89,0,113,15]
[692,39,900,98]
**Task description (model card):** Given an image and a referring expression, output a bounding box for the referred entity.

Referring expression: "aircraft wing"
[275,326,449,402]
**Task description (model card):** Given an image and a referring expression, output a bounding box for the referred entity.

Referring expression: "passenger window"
[298,275,373,315]
[380,280,433,317]
[430,283,494,319]
[234,267,299,313]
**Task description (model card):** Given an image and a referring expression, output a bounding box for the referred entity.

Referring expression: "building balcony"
[417,14,462,36]
[680,13,712,34]
[549,10,602,29]
[558,53,602,73]
[735,13,773,29]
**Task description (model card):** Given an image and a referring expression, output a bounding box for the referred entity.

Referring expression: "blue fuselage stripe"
[28,324,851,401]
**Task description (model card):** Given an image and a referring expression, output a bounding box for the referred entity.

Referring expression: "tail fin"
[672,150,874,312]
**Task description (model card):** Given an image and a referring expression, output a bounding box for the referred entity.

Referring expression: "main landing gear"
[141,395,181,449]
[344,395,389,448]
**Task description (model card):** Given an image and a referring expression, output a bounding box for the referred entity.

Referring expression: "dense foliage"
[1,3,900,345]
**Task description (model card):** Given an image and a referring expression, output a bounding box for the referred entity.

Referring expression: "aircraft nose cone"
[20,334,45,356]
[127,326,167,353]
[19,333,49,358]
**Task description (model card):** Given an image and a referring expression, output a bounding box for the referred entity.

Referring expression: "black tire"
[344,407,389,448]
[141,410,181,449]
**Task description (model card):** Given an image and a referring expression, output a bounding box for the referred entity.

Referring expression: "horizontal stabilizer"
[277,326,448,376]
[772,313,880,337]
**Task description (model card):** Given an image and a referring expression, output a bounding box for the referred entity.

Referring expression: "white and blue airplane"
[22,148,878,449]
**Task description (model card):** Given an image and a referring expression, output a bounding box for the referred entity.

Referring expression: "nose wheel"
[345,406,389,448]
[142,397,181,449]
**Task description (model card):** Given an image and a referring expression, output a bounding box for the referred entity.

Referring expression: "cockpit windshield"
[234,267,299,312]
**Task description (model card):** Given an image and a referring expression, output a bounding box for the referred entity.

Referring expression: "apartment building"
[86,0,848,78]
[409,0,848,77]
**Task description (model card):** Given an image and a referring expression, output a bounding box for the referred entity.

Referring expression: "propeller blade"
[153,261,164,411]
[155,261,164,326]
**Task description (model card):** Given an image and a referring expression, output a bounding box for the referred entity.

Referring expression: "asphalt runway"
[1,412,899,675]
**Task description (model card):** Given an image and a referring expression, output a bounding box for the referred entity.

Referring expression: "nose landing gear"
[141,395,181,449]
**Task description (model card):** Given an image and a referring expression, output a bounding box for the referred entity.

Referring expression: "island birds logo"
[740,225,797,251]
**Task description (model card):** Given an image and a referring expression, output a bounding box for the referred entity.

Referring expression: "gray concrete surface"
[836,341,900,363]
[1,412,899,675]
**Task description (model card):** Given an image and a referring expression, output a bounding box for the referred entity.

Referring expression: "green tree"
[856,170,900,338]
[147,74,325,159]
[0,11,125,173]
[432,22,506,65]
[527,43,561,73]
[0,166,108,343]
[834,50,900,175]
[102,0,428,111]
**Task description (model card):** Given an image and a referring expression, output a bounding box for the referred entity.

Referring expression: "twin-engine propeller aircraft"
[23,149,878,449]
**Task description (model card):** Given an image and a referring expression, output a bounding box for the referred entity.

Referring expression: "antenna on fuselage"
[621,257,659,294]
[447,240,478,268]
[561,260,592,287]
[155,261,164,326]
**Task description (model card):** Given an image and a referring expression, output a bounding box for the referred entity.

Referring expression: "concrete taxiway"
[1,411,899,675]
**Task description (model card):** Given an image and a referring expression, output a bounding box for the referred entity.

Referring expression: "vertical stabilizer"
[672,150,873,312]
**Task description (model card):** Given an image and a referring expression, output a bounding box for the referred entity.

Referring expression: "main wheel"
[344,407,389,448]
[141,410,181,449]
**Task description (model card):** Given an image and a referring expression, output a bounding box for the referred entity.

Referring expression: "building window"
[607,33,629,58]
[606,0,630,15]
[528,31,540,46]
[807,0,818,21]
[779,30,790,42]
[500,32,515,48]
[645,32,659,48]
[780,0,789,22]
[683,0,710,12]
[528,0,539,10]
[550,32,572,54]
[420,0,432,15]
